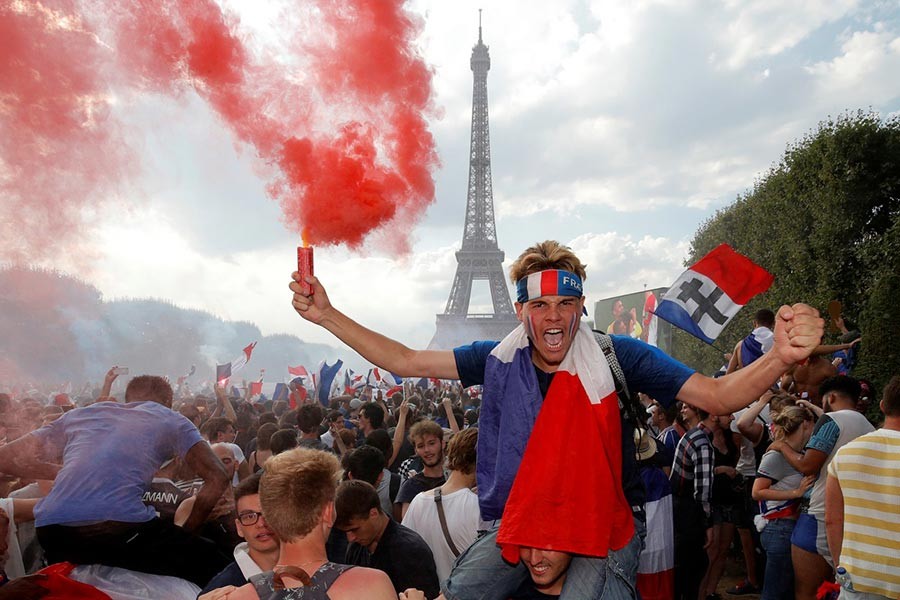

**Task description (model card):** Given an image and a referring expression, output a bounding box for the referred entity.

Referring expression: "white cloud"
[806,28,900,104]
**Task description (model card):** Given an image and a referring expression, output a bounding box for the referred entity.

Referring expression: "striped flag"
[216,342,257,383]
[316,360,343,406]
[636,467,674,600]
[654,244,773,344]
[492,323,634,561]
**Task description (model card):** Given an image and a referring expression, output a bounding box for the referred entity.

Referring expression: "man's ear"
[322,501,336,527]
[514,302,524,321]
[369,507,380,520]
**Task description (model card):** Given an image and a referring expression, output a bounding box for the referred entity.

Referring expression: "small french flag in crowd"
[654,244,773,344]
[216,342,257,383]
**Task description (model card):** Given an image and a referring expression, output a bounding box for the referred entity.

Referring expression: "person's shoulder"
[328,566,395,600]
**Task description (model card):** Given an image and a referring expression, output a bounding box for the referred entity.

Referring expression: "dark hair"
[464,409,479,427]
[203,417,234,441]
[258,411,277,426]
[278,409,298,429]
[819,375,861,404]
[297,404,324,434]
[270,429,299,455]
[326,410,344,423]
[365,429,392,464]
[234,472,262,503]
[345,445,385,486]
[882,375,900,417]
[335,480,382,528]
[256,423,279,451]
[755,309,775,329]
[360,403,384,429]
[125,375,174,408]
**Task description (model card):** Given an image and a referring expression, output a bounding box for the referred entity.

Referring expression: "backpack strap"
[389,472,401,503]
[433,488,461,557]
[592,331,632,406]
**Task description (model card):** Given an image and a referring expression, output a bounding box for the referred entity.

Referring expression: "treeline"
[0,267,338,387]
[672,110,900,391]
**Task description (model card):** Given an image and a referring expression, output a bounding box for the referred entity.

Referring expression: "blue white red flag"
[316,360,343,406]
[344,369,367,394]
[488,323,634,561]
[216,342,257,382]
[367,368,402,390]
[415,377,440,391]
[654,244,773,344]
[637,467,674,600]
[740,326,775,366]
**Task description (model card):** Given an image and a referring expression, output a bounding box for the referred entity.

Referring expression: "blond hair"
[509,241,587,284]
[770,405,813,441]
[259,448,341,542]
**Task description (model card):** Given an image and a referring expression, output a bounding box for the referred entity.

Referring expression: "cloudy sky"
[33,0,900,362]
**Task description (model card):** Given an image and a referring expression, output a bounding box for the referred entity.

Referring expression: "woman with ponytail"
[752,405,816,600]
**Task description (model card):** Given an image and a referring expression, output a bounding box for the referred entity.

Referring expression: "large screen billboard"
[593,287,673,355]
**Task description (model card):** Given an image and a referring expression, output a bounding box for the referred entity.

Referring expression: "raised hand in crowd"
[99,366,122,399]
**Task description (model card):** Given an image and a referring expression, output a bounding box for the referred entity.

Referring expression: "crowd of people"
[0,240,897,600]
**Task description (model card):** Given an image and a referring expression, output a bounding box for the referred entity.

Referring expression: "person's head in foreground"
[510,241,587,372]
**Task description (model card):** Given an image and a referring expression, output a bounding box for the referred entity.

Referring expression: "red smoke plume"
[0,0,438,263]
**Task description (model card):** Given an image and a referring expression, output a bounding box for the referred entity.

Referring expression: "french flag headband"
[516,269,585,306]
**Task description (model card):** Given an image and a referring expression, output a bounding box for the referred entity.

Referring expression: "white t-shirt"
[401,486,480,582]
[731,405,770,477]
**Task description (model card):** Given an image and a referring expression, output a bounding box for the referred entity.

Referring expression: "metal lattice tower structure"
[429,13,519,349]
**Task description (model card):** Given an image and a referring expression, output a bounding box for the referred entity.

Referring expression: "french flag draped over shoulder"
[316,360,343,406]
[216,342,257,383]
[491,323,634,562]
[655,244,774,344]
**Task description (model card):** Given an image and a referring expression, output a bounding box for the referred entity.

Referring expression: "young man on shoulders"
[290,240,824,599]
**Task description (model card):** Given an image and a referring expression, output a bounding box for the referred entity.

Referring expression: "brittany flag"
[654,244,774,344]
[490,323,634,562]
[216,342,257,383]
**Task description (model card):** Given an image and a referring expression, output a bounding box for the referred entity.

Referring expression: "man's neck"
[883,416,900,431]
[441,470,474,494]
[421,462,443,478]
[367,513,390,553]
[300,431,318,440]
[248,546,279,572]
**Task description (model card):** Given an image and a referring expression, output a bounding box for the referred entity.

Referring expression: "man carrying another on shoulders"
[289,239,824,599]
[0,375,231,587]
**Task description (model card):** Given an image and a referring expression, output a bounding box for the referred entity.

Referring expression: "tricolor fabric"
[489,323,634,562]
[654,244,774,344]
[316,360,343,406]
[367,368,402,390]
[344,369,367,394]
[740,326,774,366]
[515,270,586,315]
[636,467,674,600]
[215,342,257,382]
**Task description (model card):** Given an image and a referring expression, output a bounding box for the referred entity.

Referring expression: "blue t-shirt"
[453,335,694,510]
[32,401,203,527]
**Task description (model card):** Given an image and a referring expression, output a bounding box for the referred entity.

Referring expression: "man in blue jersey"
[0,375,231,586]
[289,240,824,599]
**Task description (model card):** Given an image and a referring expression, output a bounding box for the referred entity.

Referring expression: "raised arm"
[290,273,459,379]
[0,434,61,481]
[736,393,770,444]
[678,304,824,415]
[442,397,460,433]
[99,366,120,399]
[390,400,410,467]
[214,383,237,423]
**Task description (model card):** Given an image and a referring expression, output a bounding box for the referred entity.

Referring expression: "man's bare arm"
[0,434,61,481]
[824,475,845,565]
[290,273,460,379]
[679,304,824,415]
[181,441,229,532]
[773,443,828,476]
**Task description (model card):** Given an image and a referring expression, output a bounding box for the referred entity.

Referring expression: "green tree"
[673,111,900,393]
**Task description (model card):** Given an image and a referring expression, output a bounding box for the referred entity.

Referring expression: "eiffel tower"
[429,14,520,350]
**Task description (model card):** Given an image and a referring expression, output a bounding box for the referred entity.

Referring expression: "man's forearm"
[318,307,457,379]
[684,351,790,415]
[182,479,228,532]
